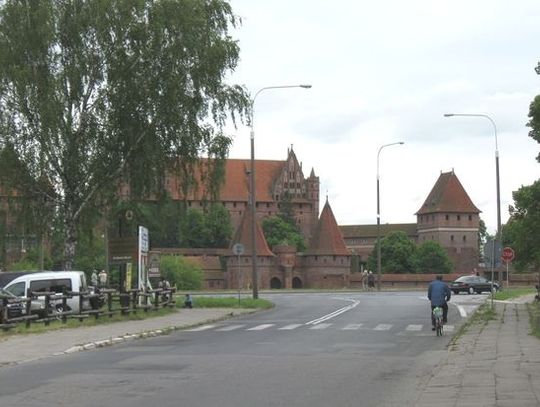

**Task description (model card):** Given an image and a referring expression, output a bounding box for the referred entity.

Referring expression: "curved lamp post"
[443,114,500,236]
[376,141,404,290]
[444,113,500,308]
[250,84,311,299]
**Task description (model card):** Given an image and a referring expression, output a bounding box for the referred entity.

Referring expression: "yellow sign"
[125,263,132,291]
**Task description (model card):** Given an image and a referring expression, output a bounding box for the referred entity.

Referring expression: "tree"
[262,216,306,251]
[527,60,540,162]
[205,203,233,248]
[160,255,203,290]
[178,208,209,248]
[502,181,540,272]
[0,0,249,269]
[367,231,417,273]
[415,240,453,274]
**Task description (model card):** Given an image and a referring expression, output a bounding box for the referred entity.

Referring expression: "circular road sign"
[232,243,245,256]
[501,246,515,262]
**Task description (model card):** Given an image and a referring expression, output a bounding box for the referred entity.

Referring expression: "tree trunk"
[63,217,77,270]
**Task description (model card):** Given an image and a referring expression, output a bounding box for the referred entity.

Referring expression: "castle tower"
[306,167,320,241]
[302,198,351,288]
[225,208,274,289]
[416,170,480,272]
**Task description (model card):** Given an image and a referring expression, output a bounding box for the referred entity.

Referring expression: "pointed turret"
[306,199,350,256]
[416,171,480,214]
[229,208,273,257]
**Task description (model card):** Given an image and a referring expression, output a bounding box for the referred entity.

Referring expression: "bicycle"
[433,306,444,336]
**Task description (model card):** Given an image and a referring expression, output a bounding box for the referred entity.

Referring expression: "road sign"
[232,243,245,256]
[483,239,502,268]
[501,246,515,262]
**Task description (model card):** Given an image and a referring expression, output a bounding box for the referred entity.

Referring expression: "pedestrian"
[367,271,375,291]
[91,270,98,287]
[98,269,107,287]
[361,270,368,290]
[184,294,193,309]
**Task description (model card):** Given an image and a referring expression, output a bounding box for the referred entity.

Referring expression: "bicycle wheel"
[436,320,443,336]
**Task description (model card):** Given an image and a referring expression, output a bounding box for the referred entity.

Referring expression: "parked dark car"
[0,288,25,319]
[450,275,500,294]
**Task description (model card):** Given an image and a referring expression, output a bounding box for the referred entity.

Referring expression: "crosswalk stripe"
[309,323,332,330]
[216,325,245,331]
[342,323,363,330]
[278,324,303,330]
[246,324,274,331]
[444,325,455,332]
[186,324,216,332]
[373,324,392,331]
[406,324,423,331]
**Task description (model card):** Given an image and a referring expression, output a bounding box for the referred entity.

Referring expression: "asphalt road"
[0,291,486,407]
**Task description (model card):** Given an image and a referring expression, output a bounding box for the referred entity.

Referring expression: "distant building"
[340,170,480,273]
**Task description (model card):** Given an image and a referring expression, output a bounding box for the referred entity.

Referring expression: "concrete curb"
[54,310,254,358]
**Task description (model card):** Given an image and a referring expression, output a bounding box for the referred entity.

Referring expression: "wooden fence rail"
[0,287,176,331]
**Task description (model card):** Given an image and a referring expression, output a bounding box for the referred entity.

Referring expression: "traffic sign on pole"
[501,246,514,263]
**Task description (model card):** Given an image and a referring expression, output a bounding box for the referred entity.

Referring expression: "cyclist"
[427,275,451,331]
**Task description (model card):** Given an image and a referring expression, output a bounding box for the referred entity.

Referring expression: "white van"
[3,271,91,316]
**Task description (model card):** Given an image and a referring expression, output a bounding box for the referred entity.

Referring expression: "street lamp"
[376,141,404,291]
[443,114,501,236]
[444,113,500,308]
[249,84,312,299]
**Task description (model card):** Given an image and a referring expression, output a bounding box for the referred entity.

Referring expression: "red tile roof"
[306,200,350,256]
[229,208,274,256]
[166,159,284,202]
[416,171,480,215]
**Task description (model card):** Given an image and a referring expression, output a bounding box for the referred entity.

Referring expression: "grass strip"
[493,287,535,301]
[527,301,540,339]
[183,296,274,309]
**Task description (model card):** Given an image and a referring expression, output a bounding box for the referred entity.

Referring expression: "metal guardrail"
[0,287,176,330]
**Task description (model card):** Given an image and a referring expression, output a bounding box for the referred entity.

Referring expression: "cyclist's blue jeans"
[431,303,448,326]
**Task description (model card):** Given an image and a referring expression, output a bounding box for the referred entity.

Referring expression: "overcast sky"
[224,0,540,234]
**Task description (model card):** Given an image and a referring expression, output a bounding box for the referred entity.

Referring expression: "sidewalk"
[416,295,540,407]
[0,308,254,367]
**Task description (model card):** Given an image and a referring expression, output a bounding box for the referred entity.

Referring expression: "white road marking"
[309,323,332,330]
[342,323,363,330]
[186,325,216,332]
[444,325,455,332]
[457,305,467,317]
[278,324,303,330]
[405,324,422,331]
[246,324,274,331]
[373,324,392,331]
[305,299,360,325]
[215,325,245,331]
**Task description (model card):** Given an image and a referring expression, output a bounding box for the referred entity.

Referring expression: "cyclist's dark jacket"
[427,279,451,306]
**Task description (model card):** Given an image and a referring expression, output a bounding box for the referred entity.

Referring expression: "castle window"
[297,182,300,189]
[457,215,461,221]
[239,211,242,216]
[445,215,449,221]
[233,202,237,208]
[463,235,467,242]
[451,235,454,241]
[266,203,270,208]
[468,215,472,221]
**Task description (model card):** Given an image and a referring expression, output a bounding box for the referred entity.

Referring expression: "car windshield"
[0,288,14,297]
[455,276,474,283]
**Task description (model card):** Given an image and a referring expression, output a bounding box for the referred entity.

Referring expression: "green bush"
[160,255,203,290]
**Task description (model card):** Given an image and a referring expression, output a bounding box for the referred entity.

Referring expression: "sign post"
[138,226,149,304]
[501,246,515,288]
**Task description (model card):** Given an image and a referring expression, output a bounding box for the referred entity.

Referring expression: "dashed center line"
[246,324,274,331]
